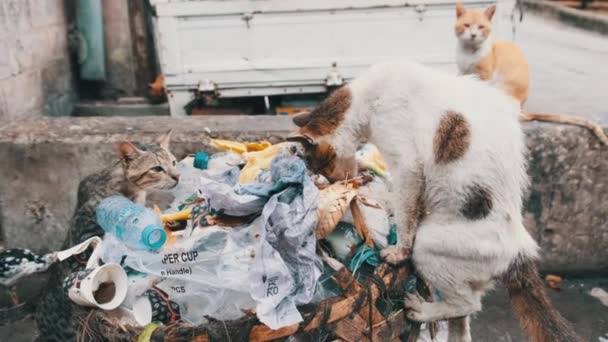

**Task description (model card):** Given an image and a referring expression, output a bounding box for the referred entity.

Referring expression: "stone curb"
[0,116,606,273]
[523,0,608,35]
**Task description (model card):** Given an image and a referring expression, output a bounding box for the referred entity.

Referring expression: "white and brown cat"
[289,62,581,342]
[455,2,608,145]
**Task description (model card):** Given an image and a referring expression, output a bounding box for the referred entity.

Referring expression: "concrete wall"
[0,116,606,274]
[0,0,75,120]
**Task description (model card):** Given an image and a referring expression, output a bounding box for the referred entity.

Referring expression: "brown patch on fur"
[292,112,312,127]
[433,111,471,164]
[300,87,352,136]
[503,255,582,342]
[306,141,337,177]
[468,280,486,292]
[406,172,427,233]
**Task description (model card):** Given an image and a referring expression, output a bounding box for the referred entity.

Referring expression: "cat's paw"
[404,292,428,322]
[380,245,411,265]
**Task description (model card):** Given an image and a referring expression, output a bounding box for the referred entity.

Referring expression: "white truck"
[151,0,521,116]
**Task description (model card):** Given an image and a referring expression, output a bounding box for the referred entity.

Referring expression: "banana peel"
[210,139,272,155]
[161,208,192,223]
[238,142,288,184]
[245,141,272,152]
[155,208,192,247]
[210,139,248,154]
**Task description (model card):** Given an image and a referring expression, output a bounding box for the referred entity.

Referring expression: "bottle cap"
[193,152,210,170]
[141,225,167,250]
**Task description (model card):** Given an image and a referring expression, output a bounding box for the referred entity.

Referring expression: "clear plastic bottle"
[96,195,167,250]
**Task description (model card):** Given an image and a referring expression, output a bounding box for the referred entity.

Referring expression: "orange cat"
[455,2,608,145]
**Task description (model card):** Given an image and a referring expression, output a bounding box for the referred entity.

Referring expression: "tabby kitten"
[36,131,179,341]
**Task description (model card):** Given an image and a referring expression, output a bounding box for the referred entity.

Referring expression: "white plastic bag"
[100,225,292,326]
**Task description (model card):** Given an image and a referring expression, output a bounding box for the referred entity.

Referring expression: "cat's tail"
[521,110,608,145]
[502,255,582,342]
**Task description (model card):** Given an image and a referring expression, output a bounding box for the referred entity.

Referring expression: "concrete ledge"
[0,116,606,273]
[524,0,608,35]
[73,101,170,117]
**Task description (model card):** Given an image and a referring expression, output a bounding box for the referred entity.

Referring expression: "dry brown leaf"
[316,182,357,239]
[350,199,375,247]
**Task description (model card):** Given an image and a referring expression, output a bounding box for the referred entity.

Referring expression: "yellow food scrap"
[210,139,248,154]
[238,143,287,184]
[244,141,272,152]
[210,139,272,155]
[161,208,192,223]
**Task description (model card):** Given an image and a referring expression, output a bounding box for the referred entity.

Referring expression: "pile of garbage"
[28,139,399,332]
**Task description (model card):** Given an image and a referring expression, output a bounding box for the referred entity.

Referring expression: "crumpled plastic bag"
[99,150,320,329]
[239,147,306,198]
[101,227,253,292]
[247,150,321,329]
[198,176,266,217]
[100,227,258,324]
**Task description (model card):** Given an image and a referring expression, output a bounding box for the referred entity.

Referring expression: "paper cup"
[133,286,181,325]
[63,263,128,310]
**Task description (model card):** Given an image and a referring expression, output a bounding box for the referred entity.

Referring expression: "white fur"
[456,37,493,75]
[322,61,538,325]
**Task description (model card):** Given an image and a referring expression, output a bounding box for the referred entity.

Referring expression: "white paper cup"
[63,263,128,310]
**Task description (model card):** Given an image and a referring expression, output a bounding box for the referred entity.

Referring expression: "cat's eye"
[478,25,485,29]
[150,166,165,172]
[172,160,176,166]
[464,23,470,28]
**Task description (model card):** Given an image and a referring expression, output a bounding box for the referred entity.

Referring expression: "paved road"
[472,277,608,342]
[517,14,608,123]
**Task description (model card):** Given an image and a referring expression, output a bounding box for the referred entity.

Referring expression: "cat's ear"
[156,129,173,150]
[119,142,142,161]
[286,133,316,149]
[456,2,466,18]
[484,5,496,20]
[292,111,312,127]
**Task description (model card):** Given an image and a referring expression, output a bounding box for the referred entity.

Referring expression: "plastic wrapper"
[198,176,266,217]
[249,175,321,328]
[324,222,362,262]
[356,143,389,177]
[99,151,321,329]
